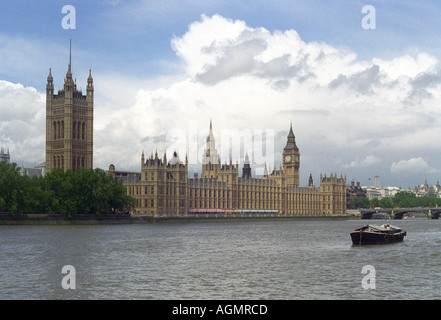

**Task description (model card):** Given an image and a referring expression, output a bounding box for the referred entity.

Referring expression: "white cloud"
[390,157,436,175]
[2,14,441,187]
[344,155,382,168]
[0,80,45,166]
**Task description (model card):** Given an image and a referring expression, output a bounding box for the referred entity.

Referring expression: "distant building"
[412,180,441,198]
[1,148,44,177]
[346,181,367,207]
[362,185,408,200]
[0,147,10,163]
[19,162,45,178]
[374,175,380,188]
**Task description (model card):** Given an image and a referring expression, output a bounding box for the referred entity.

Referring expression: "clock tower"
[282,123,300,188]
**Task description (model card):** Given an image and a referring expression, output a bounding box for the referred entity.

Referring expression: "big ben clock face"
[285,155,291,162]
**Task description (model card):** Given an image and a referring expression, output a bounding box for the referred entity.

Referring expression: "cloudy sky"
[1,0,441,188]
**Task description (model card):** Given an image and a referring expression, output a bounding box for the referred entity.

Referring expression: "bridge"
[360,207,441,220]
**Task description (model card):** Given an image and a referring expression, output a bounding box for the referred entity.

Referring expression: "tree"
[392,191,418,208]
[43,168,136,216]
[0,164,136,216]
[0,162,27,214]
[350,196,370,209]
[379,197,394,208]
[370,198,380,208]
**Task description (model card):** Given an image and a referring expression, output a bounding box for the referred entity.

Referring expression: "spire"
[202,119,219,166]
[69,38,72,72]
[47,68,53,81]
[284,122,298,151]
[244,153,250,165]
[288,121,294,138]
[65,39,73,82]
[88,69,93,83]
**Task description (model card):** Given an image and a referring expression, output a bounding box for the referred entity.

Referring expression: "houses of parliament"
[45,55,346,216]
[109,120,347,216]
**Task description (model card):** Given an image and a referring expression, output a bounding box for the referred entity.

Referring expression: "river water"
[0,218,440,300]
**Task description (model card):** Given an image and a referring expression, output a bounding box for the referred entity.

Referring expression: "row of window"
[52,155,85,169]
[144,171,186,181]
[133,196,343,213]
[52,120,87,140]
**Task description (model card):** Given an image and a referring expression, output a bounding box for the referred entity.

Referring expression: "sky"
[1,0,441,188]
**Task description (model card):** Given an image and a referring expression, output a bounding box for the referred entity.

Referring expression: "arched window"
[73,121,76,140]
[73,157,76,169]
[77,122,81,139]
[53,122,57,139]
[61,121,64,139]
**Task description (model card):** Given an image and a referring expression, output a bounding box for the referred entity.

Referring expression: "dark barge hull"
[351,231,406,245]
[350,225,406,245]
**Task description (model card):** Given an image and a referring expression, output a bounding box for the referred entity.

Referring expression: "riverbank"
[0,212,356,225]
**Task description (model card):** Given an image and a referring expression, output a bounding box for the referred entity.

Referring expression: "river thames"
[0,218,440,299]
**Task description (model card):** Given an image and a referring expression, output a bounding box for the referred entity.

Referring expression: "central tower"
[282,123,300,188]
[45,41,94,173]
[201,119,220,179]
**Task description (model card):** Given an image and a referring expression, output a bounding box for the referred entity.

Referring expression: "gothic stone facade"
[45,64,94,173]
[110,122,346,216]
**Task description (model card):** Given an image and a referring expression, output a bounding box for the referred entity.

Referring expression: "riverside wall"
[0,212,353,225]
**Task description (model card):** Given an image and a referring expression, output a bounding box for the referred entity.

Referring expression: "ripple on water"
[0,219,439,299]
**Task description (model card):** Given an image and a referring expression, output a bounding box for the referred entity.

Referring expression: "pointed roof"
[88,69,93,83]
[244,153,250,165]
[309,173,314,186]
[287,121,295,138]
[284,122,298,151]
[47,68,53,81]
[203,119,219,165]
[65,39,73,80]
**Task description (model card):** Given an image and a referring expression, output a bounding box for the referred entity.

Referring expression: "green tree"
[392,191,418,207]
[379,197,394,208]
[0,162,27,214]
[0,165,136,216]
[42,167,135,216]
[349,196,370,209]
[370,198,380,208]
